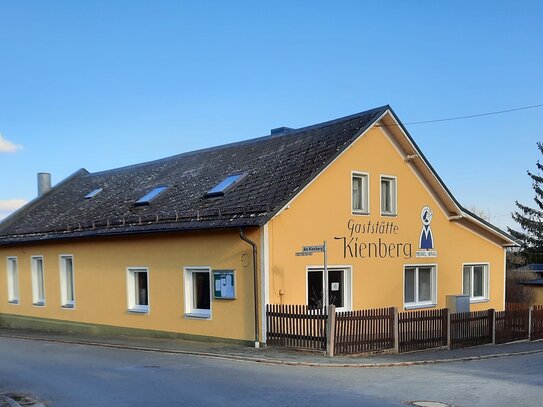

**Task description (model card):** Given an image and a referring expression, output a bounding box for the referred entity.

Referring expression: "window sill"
[33,301,45,307]
[61,304,75,310]
[381,212,397,217]
[184,312,211,320]
[8,300,19,305]
[128,308,149,314]
[469,298,489,304]
[404,303,437,310]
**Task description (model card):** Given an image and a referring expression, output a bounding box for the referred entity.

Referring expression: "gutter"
[239,228,260,348]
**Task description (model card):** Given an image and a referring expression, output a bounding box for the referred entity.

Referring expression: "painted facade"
[0,230,259,341]
[533,287,543,305]
[0,107,516,344]
[266,126,507,313]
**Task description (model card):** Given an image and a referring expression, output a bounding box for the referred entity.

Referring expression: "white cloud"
[0,199,28,220]
[0,133,22,153]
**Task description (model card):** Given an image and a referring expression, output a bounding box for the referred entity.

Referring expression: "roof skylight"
[135,185,169,206]
[84,188,103,199]
[205,173,247,197]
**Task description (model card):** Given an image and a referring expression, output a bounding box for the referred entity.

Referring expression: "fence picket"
[532,305,543,340]
[265,303,539,355]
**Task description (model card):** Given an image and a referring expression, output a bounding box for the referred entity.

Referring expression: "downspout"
[239,228,260,348]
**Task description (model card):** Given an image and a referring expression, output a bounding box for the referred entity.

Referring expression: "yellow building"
[0,106,517,345]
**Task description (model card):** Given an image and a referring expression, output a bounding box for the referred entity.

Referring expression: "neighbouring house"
[0,106,517,345]
[520,279,543,305]
[514,264,543,305]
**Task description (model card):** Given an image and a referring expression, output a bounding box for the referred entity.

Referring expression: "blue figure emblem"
[419,206,434,249]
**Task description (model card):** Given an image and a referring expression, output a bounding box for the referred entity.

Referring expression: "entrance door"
[328,269,344,309]
[307,267,351,311]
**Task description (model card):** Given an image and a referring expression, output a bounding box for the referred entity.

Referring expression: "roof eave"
[381,108,517,248]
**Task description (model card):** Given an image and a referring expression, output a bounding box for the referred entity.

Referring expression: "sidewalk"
[1,327,542,367]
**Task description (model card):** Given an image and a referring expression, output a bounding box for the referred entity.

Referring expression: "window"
[60,256,75,308]
[127,268,149,313]
[307,267,351,311]
[205,173,247,197]
[84,188,103,199]
[380,176,397,215]
[463,264,489,302]
[31,256,45,306]
[184,267,211,318]
[352,172,369,214]
[7,257,19,304]
[135,186,168,206]
[404,265,436,308]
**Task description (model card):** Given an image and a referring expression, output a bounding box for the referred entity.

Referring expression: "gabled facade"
[0,106,517,345]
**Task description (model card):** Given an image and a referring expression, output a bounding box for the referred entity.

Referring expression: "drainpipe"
[239,228,259,348]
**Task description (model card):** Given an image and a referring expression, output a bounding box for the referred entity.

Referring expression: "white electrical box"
[446,294,470,313]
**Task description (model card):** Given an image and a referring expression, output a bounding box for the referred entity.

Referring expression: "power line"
[385,103,543,126]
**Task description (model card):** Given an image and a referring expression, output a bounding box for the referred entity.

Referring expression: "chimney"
[37,172,51,197]
[270,127,293,136]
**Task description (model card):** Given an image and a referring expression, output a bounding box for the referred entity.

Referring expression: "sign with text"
[334,219,412,259]
[303,245,325,253]
[213,271,235,299]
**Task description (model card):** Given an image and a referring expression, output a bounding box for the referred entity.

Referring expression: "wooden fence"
[495,306,530,344]
[398,308,448,353]
[334,307,395,355]
[265,303,543,356]
[265,304,327,350]
[450,309,493,349]
[532,305,543,340]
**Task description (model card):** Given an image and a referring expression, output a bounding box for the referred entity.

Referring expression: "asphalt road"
[0,337,541,407]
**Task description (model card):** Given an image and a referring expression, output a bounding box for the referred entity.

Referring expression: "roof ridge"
[288,105,389,134]
[89,105,390,177]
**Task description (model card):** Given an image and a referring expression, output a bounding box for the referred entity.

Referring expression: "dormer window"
[135,186,168,206]
[205,173,247,197]
[84,188,103,199]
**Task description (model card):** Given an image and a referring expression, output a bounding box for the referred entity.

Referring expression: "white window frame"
[184,266,212,319]
[7,257,19,304]
[403,264,437,309]
[305,266,352,312]
[59,255,75,309]
[380,175,397,216]
[31,256,46,306]
[462,263,490,303]
[351,171,369,215]
[126,267,150,313]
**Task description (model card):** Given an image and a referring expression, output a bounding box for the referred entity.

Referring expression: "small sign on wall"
[213,270,235,299]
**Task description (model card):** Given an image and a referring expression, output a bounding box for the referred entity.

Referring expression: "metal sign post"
[296,241,328,311]
[323,240,328,311]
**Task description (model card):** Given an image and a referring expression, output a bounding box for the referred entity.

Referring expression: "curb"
[0,393,45,407]
[1,334,542,368]
[0,395,21,407]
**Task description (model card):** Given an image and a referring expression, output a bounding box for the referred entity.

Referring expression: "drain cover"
[406,402,453,407]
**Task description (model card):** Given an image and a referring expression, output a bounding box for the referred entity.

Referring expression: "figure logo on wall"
[416,205,437,257]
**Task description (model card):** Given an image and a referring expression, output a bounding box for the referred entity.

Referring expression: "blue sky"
[0,1,542,230]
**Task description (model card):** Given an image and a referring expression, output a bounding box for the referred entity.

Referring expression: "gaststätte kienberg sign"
[334,206,438,259]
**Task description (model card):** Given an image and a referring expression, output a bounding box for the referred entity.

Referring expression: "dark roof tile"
[0,106,388,244]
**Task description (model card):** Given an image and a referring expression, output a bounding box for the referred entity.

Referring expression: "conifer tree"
[509,142,543,263]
